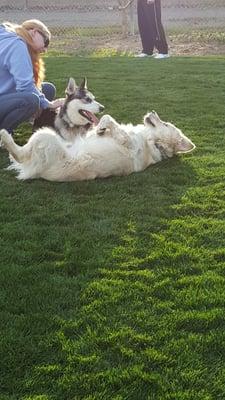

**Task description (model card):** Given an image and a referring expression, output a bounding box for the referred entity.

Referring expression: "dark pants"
[0,82,56,133]
[137,0,168,55]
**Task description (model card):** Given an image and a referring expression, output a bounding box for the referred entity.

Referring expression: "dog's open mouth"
[79,110,99,125]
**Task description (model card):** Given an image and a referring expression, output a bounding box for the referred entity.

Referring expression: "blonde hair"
[3,19,51,88]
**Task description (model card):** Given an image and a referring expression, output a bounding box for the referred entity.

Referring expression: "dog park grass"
[1,55,225,400]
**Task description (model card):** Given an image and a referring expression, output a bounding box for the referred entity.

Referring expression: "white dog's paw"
[0,129,12,147]
[97,114,114,135]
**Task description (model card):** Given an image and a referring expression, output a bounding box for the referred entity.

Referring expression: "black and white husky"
[0,81,195,181]
[32,77,104,137]
[53,77,104,141]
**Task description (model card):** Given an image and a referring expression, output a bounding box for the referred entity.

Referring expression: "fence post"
[118,0,135,37]
[129,0,135,35]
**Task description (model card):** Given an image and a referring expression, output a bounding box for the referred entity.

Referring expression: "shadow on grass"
[0,148,200,398]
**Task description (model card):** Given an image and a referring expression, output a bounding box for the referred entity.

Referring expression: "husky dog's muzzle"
[79,103,104,125]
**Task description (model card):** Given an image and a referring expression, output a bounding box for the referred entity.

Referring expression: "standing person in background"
[0,19,64,134]
[136,0,169,58]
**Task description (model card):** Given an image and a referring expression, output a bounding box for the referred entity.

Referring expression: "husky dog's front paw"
[0,129,12,148]
[97,114,113,135]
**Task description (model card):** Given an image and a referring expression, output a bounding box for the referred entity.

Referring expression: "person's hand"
[48,98,65,109]
[147,0,155,3]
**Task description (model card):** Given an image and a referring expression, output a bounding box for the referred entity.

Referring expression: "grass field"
[1,55,225,400]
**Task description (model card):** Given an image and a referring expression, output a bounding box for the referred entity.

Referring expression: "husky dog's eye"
[81,97,92,104]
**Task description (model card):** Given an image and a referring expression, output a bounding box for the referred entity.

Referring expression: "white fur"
[0,111,195,182]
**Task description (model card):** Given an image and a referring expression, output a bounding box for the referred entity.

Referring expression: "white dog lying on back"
[0,111,195,181]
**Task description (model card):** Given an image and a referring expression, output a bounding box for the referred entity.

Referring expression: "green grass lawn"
[1,55,225,400]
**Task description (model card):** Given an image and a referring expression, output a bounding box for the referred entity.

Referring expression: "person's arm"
[7,40,63,109]
[48,98,65,109]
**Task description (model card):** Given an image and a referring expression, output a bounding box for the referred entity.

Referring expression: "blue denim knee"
[21,92,40,114]
[42,82,56,101]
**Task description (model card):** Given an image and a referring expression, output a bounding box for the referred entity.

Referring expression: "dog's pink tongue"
[86,111,99,125]
[91,113,99,126]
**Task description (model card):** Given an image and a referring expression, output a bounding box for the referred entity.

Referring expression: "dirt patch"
[101,34,225,56]
[169,41,225,56]
[53,33,225,56]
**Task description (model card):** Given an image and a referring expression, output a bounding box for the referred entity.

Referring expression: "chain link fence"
[1,1,225,53]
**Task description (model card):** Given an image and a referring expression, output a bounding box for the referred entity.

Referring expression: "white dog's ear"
[144,111,161,127]
[65,77,77,96]
[151,110,160,121]
[176,137,196,153]
[145,111,161,126]
[80,77,87,90]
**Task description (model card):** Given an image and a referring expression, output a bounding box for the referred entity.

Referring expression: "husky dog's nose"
[99,105,105,112]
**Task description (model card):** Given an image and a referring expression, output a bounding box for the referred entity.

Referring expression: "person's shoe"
[135,52,152,58]
[154,53,170,59]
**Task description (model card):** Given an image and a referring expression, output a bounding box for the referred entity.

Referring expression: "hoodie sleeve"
[7,39,50,109]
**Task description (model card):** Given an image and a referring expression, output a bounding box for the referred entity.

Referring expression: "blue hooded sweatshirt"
[0,24,50,109]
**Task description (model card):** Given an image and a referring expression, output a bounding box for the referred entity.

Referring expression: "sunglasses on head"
[37,30,50,48]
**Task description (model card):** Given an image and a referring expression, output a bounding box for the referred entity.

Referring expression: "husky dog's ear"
[65,77,77,96]
[80,77,87,90]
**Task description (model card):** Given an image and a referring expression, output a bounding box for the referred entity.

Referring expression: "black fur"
[32,109,57,132]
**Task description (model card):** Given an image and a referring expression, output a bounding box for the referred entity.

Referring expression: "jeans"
[0,82,56,133]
